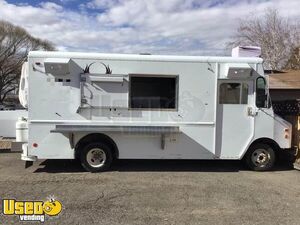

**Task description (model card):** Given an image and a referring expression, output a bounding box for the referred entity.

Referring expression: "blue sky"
[1,0,299,55]
[8,0,92,11]
[7,0,243,11]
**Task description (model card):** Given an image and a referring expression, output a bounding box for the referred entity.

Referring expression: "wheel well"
[244,138,281,159]
[75,133,119,159]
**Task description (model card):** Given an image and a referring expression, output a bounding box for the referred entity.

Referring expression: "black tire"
[80,142,113,172]
[244,143,275,171]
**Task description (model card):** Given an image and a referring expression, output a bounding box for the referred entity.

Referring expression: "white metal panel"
[28,57,82,121]
[252,108,291,149]
[106,128,215,159]
[273,114,292,148]
[28,124,74,159]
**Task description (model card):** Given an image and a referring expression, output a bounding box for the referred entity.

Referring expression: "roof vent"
[232,46,261,57]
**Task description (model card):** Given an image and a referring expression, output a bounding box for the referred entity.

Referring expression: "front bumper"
[21,143,37,161]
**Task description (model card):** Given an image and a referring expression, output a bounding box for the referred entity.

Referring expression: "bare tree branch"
[0,87,16,103]
[227,8,300,70]
[0,20,55,104]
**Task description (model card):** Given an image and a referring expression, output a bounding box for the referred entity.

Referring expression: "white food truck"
[17,51,292,172]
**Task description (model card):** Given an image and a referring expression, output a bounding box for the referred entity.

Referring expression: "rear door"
[215,80,254,158]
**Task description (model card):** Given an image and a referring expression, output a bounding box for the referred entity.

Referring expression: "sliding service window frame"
[128,74,179,111]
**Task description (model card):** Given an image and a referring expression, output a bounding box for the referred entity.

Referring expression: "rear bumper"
[21,143,37,161]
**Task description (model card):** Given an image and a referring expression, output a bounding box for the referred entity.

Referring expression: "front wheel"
[244,143,275,171]
[80,142,113,172]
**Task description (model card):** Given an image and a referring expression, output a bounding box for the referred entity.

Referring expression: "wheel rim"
[86,148,106,168]
[251,148,271,167]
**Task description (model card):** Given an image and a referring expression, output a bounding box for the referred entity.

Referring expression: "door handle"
[247,107,257,117]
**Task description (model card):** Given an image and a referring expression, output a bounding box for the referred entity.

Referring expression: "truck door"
[215,80,254,158]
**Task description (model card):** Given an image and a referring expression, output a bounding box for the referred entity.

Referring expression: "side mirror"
[262,94,267,102]
[257,94,268,108]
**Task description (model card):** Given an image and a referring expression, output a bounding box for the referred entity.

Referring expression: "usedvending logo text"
[2,196,62,222]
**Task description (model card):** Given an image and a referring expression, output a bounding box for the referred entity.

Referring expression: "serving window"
[129,75,178,110]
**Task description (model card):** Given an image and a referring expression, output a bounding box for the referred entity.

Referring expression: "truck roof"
[29,51,263,64]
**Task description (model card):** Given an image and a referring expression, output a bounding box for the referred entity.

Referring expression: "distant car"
[0,105,5,111]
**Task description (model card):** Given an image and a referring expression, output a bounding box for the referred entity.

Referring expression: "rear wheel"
[80,142,113,172]
[245,143,275,171]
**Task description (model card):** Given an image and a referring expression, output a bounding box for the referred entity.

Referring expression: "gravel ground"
[0,152,299,225]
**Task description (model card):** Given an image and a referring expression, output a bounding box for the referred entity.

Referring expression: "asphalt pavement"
[0,152,299,225]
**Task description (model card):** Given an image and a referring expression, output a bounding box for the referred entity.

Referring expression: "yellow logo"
[42,199,62,216]
[2,196,62,222]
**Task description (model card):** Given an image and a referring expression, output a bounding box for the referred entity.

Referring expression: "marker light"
[284,129,290,139]
[33,143,38,148]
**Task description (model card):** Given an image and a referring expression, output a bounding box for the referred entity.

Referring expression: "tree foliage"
[228,9,300,70]
[0,20,55,104]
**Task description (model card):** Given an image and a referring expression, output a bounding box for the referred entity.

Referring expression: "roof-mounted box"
[232,46,261,57]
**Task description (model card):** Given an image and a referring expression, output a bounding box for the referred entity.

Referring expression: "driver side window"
[256,77,268,108]
[219,83,248,104]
